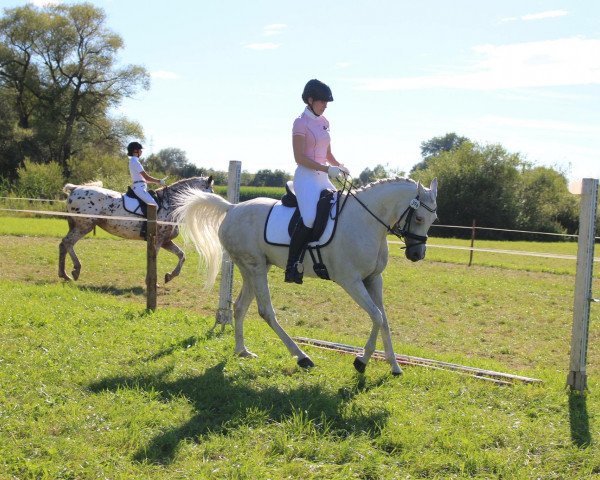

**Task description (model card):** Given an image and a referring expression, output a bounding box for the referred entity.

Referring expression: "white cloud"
[151,70,180,80]
[263,24,287,36]
[243,42,280,50]
[31,0,61,6]
[355,37,600,91]
[479,115,600,136]
[336,62,352,69]
[522,10,568,21]
[501,9,568,22]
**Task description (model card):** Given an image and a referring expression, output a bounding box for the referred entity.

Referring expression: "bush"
[16,160,65,199]
[213,185,285,202]
[66,151,131,192]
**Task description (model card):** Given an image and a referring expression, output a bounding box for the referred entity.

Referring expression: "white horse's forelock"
[173,188,232,290]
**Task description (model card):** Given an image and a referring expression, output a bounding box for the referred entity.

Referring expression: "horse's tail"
[173,189,233,290]
[63,180,103,195]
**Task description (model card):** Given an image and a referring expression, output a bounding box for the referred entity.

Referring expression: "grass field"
[1,215,599,478]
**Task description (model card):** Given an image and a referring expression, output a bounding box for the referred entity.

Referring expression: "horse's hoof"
[237,350,258,358]
[298,357,314,369]
[353,357,367,373]
[71,270,80,281]
[391,368,403,377]
[59,273,72,281]
[164,273,173,283]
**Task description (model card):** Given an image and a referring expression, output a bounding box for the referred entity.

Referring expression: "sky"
[2,0,600,182]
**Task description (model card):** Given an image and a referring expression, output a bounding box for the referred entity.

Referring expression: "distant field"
[1,215,599,478]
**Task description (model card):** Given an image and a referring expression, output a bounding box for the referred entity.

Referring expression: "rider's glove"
[159,177,167,186]
[338,165,350,176]
[328,166,345,181]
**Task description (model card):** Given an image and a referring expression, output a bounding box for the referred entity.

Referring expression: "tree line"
[1,4,594,238]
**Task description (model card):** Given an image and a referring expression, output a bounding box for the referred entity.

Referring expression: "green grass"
[1,217,600,478]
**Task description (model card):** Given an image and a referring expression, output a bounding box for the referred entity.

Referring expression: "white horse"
[174,177,438,375]
[59,176,214,284]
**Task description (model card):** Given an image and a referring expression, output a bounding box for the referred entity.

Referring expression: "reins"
[335,175,436,247]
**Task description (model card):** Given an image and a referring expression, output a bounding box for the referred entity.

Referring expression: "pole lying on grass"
[294,337,543,386]
[567,178,599,392]
[213,160,242,332]
[146,205,158,311]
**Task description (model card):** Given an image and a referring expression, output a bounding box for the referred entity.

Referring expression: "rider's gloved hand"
[338,165,350,176]
[327,166,345,181]
[159,177,167,186]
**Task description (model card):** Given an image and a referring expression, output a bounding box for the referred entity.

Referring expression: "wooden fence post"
[146,205,158,311]
[214,160,242,331]
[567,178,598,392]
[468,219,476,267]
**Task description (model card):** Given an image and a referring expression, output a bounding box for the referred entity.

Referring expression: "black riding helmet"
[127,141,143,156]
[302,79,333,104]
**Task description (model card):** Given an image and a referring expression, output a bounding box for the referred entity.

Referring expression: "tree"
[518,166,578,235]
[411,132,469,173]
[358,164,389,186]
[0,3,149,176]
[411,141,524,237]
[251,169,290,187]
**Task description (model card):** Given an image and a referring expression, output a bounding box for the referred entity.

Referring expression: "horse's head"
[400,178,438,262]
[186,175,215,193]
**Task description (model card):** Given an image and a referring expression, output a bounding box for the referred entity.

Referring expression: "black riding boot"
[284,222,313,284]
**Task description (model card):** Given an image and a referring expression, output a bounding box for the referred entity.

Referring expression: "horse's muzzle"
[405,243,426,262]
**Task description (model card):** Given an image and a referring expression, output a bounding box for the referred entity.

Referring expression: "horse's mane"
[354,176,416,194]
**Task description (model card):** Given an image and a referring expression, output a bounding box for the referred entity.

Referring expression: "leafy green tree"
[251,169,290,187]
[518,166,578,235]
[358,164,389,186]
[0,3,149,176]
[411,141,524,237]
[411,132,469,173]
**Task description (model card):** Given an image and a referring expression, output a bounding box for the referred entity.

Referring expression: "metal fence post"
[214,160,241,331]
[567,178,598,392]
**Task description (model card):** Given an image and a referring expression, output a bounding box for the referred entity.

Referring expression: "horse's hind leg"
[58,219,95,281]
[240,263,313,368]
[160,239,185,283]
[233,278,256,358]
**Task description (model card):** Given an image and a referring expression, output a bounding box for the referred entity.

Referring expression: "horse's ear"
[417,181,424,196]
[208,175,214,186]
[430,177,438,198]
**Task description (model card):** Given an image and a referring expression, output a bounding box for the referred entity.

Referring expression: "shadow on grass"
[568,391,591,447]
[88,362,390,465]
[81,284,145,297]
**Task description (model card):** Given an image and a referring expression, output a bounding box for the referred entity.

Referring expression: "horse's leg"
[364,273,402,376]
[339,276,402,376]
[59,220,95,281]
[233,277,256,358]
[160,239,185,283]
[241,264,313,368]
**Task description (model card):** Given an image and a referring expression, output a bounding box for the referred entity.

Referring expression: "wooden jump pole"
[213,160,242,331]
[146,204,158,311]
[567,178,598,392]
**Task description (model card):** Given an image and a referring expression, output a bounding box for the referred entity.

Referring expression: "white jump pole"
[214,160,242,331]
[567,178,598,392]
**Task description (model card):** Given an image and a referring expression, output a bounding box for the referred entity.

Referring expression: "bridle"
[337,176,437,249]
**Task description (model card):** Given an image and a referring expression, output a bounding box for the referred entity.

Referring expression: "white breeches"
[293,165,335,228]
[132,183,158,207]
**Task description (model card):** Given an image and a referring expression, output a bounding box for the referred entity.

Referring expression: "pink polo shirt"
[292,107,330,165]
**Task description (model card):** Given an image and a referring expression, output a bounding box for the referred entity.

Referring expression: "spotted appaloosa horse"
[174,177,438,375]
[59,176,213,284]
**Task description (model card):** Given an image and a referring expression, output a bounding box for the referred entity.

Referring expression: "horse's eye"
[415,216,424,223]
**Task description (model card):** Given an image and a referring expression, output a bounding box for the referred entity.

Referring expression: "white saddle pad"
[123,195,144,216]
[264,200,338,247]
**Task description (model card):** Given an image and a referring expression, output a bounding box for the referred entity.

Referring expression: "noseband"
[343,184,436,249]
